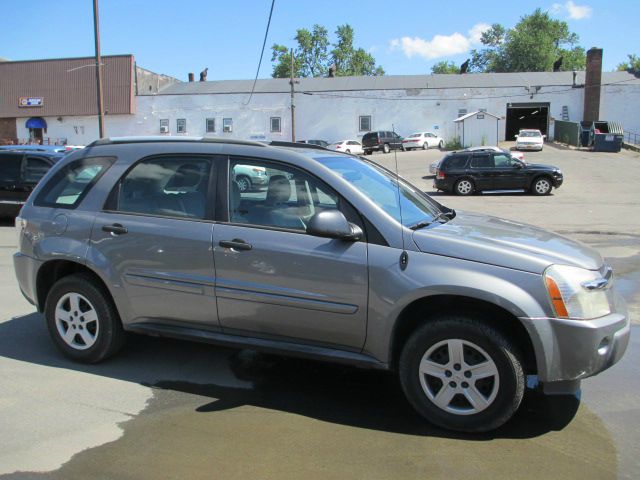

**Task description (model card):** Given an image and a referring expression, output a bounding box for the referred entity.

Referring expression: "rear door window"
[24,156,53,183]
[470,154,494,168]
[0,153,23,183]
[115,156,214,220]
[35,157,114,208]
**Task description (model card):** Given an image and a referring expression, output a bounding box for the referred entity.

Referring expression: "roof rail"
[87,136,267,148]
[269,141,328,150]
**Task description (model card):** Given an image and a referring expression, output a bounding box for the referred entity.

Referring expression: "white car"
[466,146,525,161]
[402,132,444,150]
[515,129,545,151]
[328,140,364,155]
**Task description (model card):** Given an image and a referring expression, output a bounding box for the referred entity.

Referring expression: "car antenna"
[392,123,409,271]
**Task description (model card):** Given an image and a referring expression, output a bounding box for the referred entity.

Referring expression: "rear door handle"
[102,223,128,235]
[219,239,252,251]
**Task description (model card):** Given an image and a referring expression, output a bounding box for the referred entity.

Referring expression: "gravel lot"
[0,143,638,479]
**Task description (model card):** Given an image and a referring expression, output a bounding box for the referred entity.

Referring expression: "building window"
[270,117,281,133]
[176,119,187,134]
[359,115,371,132]
[458,109,468,118]
[206,118,215,133]
[160,119,169,134]
[479,108,487,112]
[223,118,233,133]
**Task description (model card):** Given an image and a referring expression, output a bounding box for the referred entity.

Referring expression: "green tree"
[617,54,640,71]
[431,61,460,74]
[470,9,585,72]
[271,24,384,78]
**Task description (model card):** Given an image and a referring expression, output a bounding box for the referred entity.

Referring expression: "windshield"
[519,131,541,137]
[315,155,443,227]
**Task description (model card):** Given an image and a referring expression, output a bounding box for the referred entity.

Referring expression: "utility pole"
[93,0,105,138]
[289,48,299,142]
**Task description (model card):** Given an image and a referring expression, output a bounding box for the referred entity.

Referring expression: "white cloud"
[551,1,593,19]
[389,23,490,60]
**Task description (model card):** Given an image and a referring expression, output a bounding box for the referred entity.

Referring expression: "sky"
[1,0,638,81]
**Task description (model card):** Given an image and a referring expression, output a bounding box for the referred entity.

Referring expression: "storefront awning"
[25,117,47,129]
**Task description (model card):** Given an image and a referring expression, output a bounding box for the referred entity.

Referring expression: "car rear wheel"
[439,140,444,149]
[399,315,525,432]
[236,175,251,193]
[383,144,390,154]
[454,178,474,196]
[345,149,351,154]
[45,273,125,363]
[532,177,552,195]
[422,142,428,150]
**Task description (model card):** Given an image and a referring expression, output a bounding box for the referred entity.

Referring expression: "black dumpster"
[593,121,624,152]
[579,121,594,147]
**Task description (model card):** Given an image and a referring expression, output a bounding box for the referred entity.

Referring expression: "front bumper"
[516,143,543,151]
[520,293,630,386]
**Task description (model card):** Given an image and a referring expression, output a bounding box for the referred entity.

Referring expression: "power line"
[244,0,276,105]
[299,77,638,103]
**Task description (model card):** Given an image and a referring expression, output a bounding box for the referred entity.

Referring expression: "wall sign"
[19,97,44,107]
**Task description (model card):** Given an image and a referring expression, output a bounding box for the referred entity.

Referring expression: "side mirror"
[542,134,547,139]
[306,210,363,241]
[513,161,523,168]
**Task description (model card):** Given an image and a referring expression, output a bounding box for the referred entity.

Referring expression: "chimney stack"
[188,72,194,82]
[583,47,603,122]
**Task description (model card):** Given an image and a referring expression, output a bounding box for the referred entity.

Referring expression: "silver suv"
[13,137,630,432]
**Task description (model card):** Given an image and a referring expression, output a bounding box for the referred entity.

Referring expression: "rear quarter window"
[443,155,469,170]
[34,156,114,209]
[0,153,23,182]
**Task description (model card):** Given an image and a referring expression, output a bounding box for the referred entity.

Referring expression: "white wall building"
[13,71,640,147]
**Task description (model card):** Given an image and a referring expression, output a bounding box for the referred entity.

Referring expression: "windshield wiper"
[409,209,455,230]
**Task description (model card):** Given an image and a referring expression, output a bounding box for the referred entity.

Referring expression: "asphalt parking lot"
[0,143,638,479]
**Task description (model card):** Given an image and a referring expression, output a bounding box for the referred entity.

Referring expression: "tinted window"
[493,154,511,167]
[0,153,23,182]
[24,156,52,183]
[117,156,212,219]
[229,158,339,232]
[470,155,494,168]
[444,155,469,170]
[36,157,113,208]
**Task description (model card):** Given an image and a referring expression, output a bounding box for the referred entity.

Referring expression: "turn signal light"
[544,276,569,318]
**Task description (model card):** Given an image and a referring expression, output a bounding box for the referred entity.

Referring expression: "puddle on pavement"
[3,351,618,480]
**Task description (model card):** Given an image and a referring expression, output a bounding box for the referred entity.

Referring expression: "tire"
[439,140,444,149]
[45,273,126,363]
[345,149,351,154]
[399,315,525,432]
[236,175,251,193]
[422,142,428,150]
[401,145,406,152]
[531,176,552,195]
[363,150,371,155]
[454,178,474,196]
[382,143,390,154]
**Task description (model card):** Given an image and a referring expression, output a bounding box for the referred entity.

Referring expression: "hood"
[412,210,602,274]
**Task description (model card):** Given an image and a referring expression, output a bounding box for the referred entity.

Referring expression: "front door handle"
[219,239,252,251]
[102,223,128,235]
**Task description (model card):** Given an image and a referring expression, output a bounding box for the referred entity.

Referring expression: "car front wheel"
[399,316,525,432]
[532,177,552,195]
[236,175,251,193]
[45,273,125,363]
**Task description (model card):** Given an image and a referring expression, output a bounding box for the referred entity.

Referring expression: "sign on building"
[19,97,44,107]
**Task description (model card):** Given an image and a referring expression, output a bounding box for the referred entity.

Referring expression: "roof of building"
[454,111,501,122]
[157,71,640,95]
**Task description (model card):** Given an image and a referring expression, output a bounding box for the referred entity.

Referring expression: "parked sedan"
[515,129,545,151]
[403,132,444,150]
[466,146,525,161]
[328,140,364,155]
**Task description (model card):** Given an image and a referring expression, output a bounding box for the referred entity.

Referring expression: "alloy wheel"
[54,292,100,350]
[418,339,500,415]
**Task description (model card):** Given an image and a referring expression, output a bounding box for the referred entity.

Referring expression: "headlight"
[543,264,612,320]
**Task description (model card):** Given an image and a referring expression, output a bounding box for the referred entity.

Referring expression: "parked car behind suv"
[14,136,628,433]
[1,149,64,218]
[434,150,563,195]
[515,129,545,151]
[362,131,403,154]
